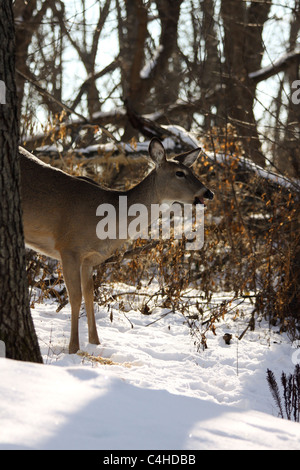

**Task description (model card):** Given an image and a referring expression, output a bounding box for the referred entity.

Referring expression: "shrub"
[267,365,300,422]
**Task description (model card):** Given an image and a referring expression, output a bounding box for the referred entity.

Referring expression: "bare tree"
[220,0,272,166]
[0,1,42,363]
[14,0,49,117]
[279,0,300,177]
[14,1,300,174]
[52,0,112,117]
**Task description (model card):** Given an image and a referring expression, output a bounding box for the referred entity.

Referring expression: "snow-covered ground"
[0,288,299,450]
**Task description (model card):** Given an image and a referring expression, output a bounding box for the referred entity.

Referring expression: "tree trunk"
[14,0,49,119]
[220,0,272,167]
[280,0,300,178]
[0,1,42,363]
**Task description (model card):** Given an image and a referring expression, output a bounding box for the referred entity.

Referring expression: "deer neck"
[125,170,160,210]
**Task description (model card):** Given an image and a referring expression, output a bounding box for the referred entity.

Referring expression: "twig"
[145,310,173,327]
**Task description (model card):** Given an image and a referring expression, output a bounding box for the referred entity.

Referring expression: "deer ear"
[173,148,201,167]
[148,138,166,167]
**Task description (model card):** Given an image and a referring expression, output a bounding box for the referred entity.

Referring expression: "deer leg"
[81,263,100,345]
[61,251,82,354]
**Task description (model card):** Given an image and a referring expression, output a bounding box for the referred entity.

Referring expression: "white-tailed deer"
[19,138,214,354]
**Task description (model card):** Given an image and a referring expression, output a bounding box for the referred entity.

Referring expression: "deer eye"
[176,171,186,178]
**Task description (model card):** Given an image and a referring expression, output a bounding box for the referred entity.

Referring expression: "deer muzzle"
[194,189,214,206]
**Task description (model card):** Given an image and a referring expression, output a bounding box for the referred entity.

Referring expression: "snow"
[0,289,299,450]
[162,125,200,149]
[248,48,300,82]
[161,125,299,192]
[140,46,164,79]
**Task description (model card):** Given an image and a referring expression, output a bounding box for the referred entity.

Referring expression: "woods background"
[13,0,300,345]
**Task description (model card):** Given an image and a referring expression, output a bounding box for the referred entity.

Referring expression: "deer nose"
[203,189,214,200]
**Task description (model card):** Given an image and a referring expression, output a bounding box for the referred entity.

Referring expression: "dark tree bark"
[117,0,183,139]
[220,0,272,167]
[0,1,42,363]
[280,0,300,178]
[14,0,49,118]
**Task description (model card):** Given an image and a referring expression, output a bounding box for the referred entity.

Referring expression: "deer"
[19,138,214,354]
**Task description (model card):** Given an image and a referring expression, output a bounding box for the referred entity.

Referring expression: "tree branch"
[70,57,120,111]
[249,49,300,84]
